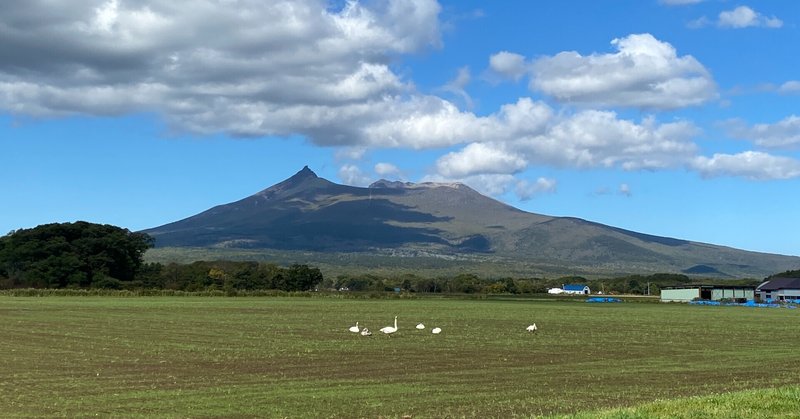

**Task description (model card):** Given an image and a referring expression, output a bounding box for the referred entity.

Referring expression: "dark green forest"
[0,222,322,292]
[0,222,152,288]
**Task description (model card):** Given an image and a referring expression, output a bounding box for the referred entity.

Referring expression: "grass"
[143,246,686,279]
[560,386,800,418]
[1,296,798,417]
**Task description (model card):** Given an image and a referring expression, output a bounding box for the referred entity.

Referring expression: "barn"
[562,284,590,295]
[756,277,800,303]
[660,285,755,303]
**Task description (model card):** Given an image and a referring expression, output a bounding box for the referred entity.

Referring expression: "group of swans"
[349,319,536,336]
[348,317,441,336]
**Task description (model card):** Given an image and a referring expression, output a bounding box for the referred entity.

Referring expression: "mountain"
[143,167,800,278]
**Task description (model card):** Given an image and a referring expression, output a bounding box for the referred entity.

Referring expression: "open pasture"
[1,296,798,417]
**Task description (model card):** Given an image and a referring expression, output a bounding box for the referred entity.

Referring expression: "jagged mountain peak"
[369,179,414,189]
[292,165,317,180]
[255,166,328,198]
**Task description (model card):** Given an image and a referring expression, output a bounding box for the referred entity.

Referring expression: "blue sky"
[2,0,799,256]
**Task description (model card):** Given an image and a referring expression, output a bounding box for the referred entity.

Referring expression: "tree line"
[320,272,753,295]
[1,221,766,294]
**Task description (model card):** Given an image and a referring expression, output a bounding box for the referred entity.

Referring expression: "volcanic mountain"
[143,167,800,277]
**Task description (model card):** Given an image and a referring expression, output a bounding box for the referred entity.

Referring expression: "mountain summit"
[143,167,800,277]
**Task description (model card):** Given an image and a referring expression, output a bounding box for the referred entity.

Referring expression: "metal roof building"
[756,277,800,303]
[660,285,755,303]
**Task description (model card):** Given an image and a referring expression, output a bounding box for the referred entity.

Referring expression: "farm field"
[1,296,799,417]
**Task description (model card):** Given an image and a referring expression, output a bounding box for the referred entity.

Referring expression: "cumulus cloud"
[338,164,373,186]
[0,0,455,146]
[515,178,557,201]
[363,96,552,149]
[718,6,782,28]
[489,51,528,80]
[3,4,792,187]
[724,116,800,149]
[436,143,527,177]
[691,6,783,29]
[374,162,402,177]
[691,152,800,180]
[517,111,700,170]
[429,110,700,191]
[528,34,716,109]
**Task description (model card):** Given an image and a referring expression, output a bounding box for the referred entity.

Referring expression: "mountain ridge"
[143,167,800,278]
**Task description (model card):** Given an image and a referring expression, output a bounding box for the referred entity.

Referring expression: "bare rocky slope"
[143,167,800,278]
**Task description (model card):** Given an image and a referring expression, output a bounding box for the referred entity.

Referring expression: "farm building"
[660,285,755,303]
[756,277,800,303]
[562,284,590,295]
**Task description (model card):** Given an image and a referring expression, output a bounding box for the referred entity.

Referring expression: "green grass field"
[1,296,798,417]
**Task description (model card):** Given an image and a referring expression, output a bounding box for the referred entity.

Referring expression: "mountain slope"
[143,167,800,277]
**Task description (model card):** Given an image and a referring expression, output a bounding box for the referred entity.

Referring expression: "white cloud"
[718,6,782,29]
[725,116,800,149]
[779,81,800,94]
[440,66,474,109]
[338,164,373,186]
[363,96,552,149]
[335,147,367,161]
[462,174,516,196]
[691,152,800,180]
[619,183,632,197]
[516,111,699,170]
[374,162,401,177]
[489,51,528,80]
[3,3,793,186]
[515,178,557,201]
[429,110,701,191]
[529,34,717,109]
[436,143,527,177]
[0,0,451,146]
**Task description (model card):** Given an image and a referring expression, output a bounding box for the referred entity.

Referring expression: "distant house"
[756,277,800,303]
[562,284,590,295]
[660,285,755,303]
[547,287,563,294]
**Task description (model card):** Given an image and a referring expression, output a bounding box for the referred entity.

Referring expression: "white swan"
[360,327,372,337]
[431,327,442,334]
[416,323,425,330]
[380,316,398,336]
[526,323,538,332]
[348,321,360,333]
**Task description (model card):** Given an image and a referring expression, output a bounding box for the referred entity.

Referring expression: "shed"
[562,284,590,295]
[756,277,800,303]
[660,285,755,303]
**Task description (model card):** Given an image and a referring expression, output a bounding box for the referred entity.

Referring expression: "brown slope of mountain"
[143,167,800,277]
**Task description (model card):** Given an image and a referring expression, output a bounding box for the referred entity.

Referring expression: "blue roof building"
[563,284,590,295]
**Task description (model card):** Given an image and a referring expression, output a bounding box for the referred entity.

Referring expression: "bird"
[348,322,360,333]
[380,316,398,336]
[431,327,442,334]
[360,327,372,337]
[416,323,425,330]
[526,323,538,332]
